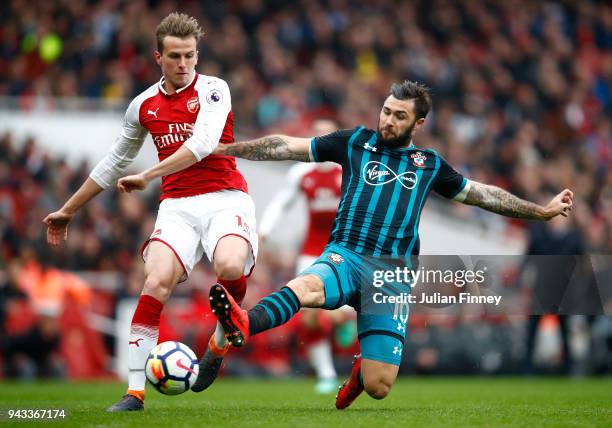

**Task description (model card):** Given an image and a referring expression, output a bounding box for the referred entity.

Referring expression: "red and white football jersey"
[259,163,342,256]
[90,73,247,200]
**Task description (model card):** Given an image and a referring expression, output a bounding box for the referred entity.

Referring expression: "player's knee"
[214,256,245,280]
[287,277,325,307]
[363,379,391,400]
[143,274,173,303]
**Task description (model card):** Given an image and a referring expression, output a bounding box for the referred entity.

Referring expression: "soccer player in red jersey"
[43,13,257,411]
[259,119,355,393]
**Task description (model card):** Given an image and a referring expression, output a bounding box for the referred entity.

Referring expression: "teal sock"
[248,287,301,335]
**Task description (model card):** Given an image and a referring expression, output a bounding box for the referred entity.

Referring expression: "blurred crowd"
[1,0,612,378]
[1,0,611,250]
[0,133,159,271]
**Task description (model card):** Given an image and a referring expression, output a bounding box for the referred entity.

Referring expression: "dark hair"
[389,81,432,120]
[156,13,203,52]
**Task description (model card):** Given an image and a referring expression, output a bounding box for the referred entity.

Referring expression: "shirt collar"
[158,72,197,95]
[393,141,415,152]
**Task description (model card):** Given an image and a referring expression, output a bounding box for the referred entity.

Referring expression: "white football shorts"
[141,190,258,282]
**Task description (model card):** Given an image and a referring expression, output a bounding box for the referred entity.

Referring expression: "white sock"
[308,340,337,380]
[214,321,228,348]
[128,324,159,391]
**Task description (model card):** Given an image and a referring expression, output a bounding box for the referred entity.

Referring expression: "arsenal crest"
[186,96,200,113]
[328,253,344,265]
[411,152,427,168]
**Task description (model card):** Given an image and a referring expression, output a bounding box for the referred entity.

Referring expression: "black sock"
[248,287,301,335]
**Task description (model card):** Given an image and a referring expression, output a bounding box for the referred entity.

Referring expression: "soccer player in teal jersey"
[118,81,574,409]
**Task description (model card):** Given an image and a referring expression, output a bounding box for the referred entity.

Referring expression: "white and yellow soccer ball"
[145,341,199,395]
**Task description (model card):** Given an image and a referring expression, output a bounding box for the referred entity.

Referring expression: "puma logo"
[176,359,196,374]
[147,107,159,118]
[129,338,144,347]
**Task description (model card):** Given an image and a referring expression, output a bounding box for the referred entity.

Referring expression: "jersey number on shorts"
[235,215,250,234]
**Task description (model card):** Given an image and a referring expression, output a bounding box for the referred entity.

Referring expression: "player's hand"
[43,210,74,246]
[117,173,149,193]
[542,189,573,220]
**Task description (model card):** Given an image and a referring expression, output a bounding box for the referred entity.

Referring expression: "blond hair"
[155,13,203,52]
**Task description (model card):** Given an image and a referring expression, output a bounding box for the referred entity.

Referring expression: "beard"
[377,122,415,149]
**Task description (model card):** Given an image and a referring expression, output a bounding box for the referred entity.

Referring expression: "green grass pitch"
[0,378,610,427]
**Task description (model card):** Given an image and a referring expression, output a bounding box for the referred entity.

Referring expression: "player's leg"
[210,274,325,346]
[336,354,400,410]
[335,334,404,409]
[213,234,249,292]
[192,190,258,391]
[205,191,258,305]
[360,358,399,399]
[212,234,250,350]
[301,308,338,393]
[191,235,251,392]
[295,255,339,393]
[107,241,184,412]
[303,306,357,393]
[108,201,200,412]
[210,245,354,346]
[336,301,408,409]
[336,255,410,409]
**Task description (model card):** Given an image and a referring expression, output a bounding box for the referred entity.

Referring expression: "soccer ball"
[145,341,199,395]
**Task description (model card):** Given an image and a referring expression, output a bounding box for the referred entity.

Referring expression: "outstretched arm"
[117,134,311,193]
[461,180,573,220]
[117,145,198,193]
[44,97,148,245]
[214,135,311,161]
[43,178,105,246]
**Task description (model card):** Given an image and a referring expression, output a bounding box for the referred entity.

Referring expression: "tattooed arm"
[213,135,311,161]
[116,134,311,193]
[461,180,573,220]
